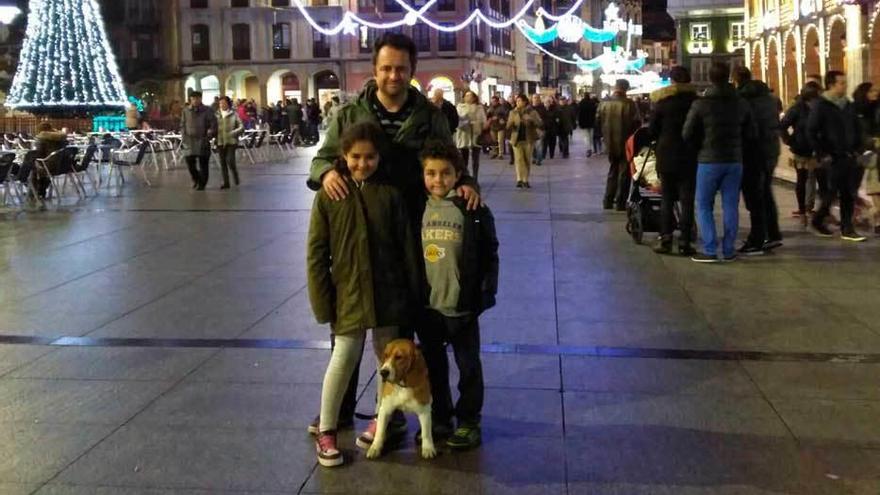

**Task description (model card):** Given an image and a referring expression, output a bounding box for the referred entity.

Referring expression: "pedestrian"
[455,90,487,180]
[431,88,459,135]
[180,91,217,191]
[507,93,543,189]
[125,102,139,130]
[577,92,597,156]
[308,121,421,468]
[486,95,509,159]
[780,82,824,219]
[852,82,878,201]
[530,94,547,165]
[287,98,304,142]
[308,32,481,444]
[417,139,499,451]
[648,66,698,256]
[542,96,560,159]
[33,122,68,198]
[215,96,243,189]
[592,95,604,155]
[557,96,575,159]
[807,71,867,241]
[682,63,756,263]
[307,98,322,143]
[732,67,783,255]
[597,79,640,211]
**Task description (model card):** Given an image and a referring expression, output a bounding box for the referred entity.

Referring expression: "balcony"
[667,0,743,18]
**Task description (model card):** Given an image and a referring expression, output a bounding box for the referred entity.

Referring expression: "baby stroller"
[624,127,662,244]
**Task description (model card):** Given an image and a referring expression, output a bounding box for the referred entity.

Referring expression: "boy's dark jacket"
[307,170,421,335]
[420,196,499,316]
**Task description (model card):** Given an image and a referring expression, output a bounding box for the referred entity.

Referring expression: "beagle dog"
[367,339,437,460]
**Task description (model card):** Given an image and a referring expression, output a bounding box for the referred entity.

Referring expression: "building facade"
[99,0,181,101]
[744,0,877,106]
[177,0,530,106]
[668,0,746,86]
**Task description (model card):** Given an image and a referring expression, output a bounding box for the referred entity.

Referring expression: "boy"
[417,140,499,450]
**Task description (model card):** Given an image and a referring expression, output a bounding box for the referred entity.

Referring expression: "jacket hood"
[704,83,738,99]
[650,83,697,103]
[357,78,429,109]
[737,80,771,98]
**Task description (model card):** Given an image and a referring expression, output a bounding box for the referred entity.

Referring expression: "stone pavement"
[0,133,878,494]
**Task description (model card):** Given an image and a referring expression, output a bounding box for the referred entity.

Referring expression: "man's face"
[830,75,847,96]
[190,96,201,107]
[531,95,541,106]
[491,97,500,106]
[432,89,444,105]
[374,46,412,99]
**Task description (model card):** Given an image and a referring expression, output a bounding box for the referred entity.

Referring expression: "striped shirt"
[370,92,415,139]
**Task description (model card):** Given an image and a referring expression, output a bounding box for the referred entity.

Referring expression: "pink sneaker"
[355,419,377,449]
[316,431,343,467]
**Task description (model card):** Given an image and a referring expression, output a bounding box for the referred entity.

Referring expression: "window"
[690,23,711,53]
[500,0,509,16]
[437,0,455,11]
[231,0,249,6]
[501,29,511,54]
[438,26,456,51]
[413,24,430,52]
[359,25,375,53]
[471,25,485,53]
[730,22,746,49]
[384,0,403,12]
[190,0,208,7]
[271,0,291,5]
[191,24,210,61]
[273,23,291,59]
[231,23,251,60]
[313,22,330,57]
[691,58,712,83]
[490,28,501,56]
[132,34,157,60]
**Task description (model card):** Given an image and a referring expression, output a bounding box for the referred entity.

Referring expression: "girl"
[216,96,244,189]
[307,121,420,467]
[507,94,543,189]
[455,90,487,181]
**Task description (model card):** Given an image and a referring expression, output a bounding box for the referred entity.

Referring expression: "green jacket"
[598,93,640,159]
[307,173,421,335]
[309,80,458,224]
[216,110,244,147]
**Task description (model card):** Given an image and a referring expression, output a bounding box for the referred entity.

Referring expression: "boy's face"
[344,140,379,182]
[423,158,461,199]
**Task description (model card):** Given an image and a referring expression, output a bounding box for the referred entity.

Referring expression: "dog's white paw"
[421,445,437,459]
[366,445,382,459]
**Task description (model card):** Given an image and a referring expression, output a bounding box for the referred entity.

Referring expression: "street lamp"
[0,0,21,25]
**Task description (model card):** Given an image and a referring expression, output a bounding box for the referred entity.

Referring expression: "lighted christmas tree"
[5,0,128,115]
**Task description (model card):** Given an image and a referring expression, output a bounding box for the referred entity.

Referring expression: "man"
[430,88,459,135]
[807,70,866,241]
[732,67,783,255]
[577,92,598,157]
[309,32,481,441]
[180,91,217,191]
[486,95,509,159]
[649,66,698,256]
[557,96,575,159]
[597,79,640,210]
[306,98,322,143]
[683,63,755,263]
[530,94,548,166]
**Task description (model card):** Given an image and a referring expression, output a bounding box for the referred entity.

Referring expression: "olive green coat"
[307,174,421,335]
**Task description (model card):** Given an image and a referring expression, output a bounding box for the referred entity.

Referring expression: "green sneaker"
[446,424,481,450]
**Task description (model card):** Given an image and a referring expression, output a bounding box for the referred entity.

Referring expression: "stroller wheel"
[627,203,644,244]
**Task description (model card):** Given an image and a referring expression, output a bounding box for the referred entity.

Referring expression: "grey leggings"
[319,326,397,432]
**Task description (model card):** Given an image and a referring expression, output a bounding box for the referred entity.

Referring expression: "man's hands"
[458,184,482,210]
[322,169,350,201]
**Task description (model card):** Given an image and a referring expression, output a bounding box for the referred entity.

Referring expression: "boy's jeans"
[695,162,743,258]
[583,128,594,153]
[418,310,484,426]
[533,136,544,164]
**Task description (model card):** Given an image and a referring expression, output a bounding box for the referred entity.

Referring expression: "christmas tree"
[5,0,128,115]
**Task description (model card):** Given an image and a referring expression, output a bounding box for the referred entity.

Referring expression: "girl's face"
[465,92,477,104]
[219,99,229,111]
[344,140,380,181]
[516,98,527,109]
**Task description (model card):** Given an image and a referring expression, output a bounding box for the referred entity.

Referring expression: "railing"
[0,116,181,135]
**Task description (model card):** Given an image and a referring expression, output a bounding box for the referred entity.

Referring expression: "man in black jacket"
[733,67,783,255]
[577,92,598,156]
[431,88,459,134]
[780,82,824,217]
[807,71,866,241]
[649,66,698,256]
[683,63,756,263]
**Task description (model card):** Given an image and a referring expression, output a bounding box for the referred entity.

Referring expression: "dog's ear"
[403,345,428,383]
